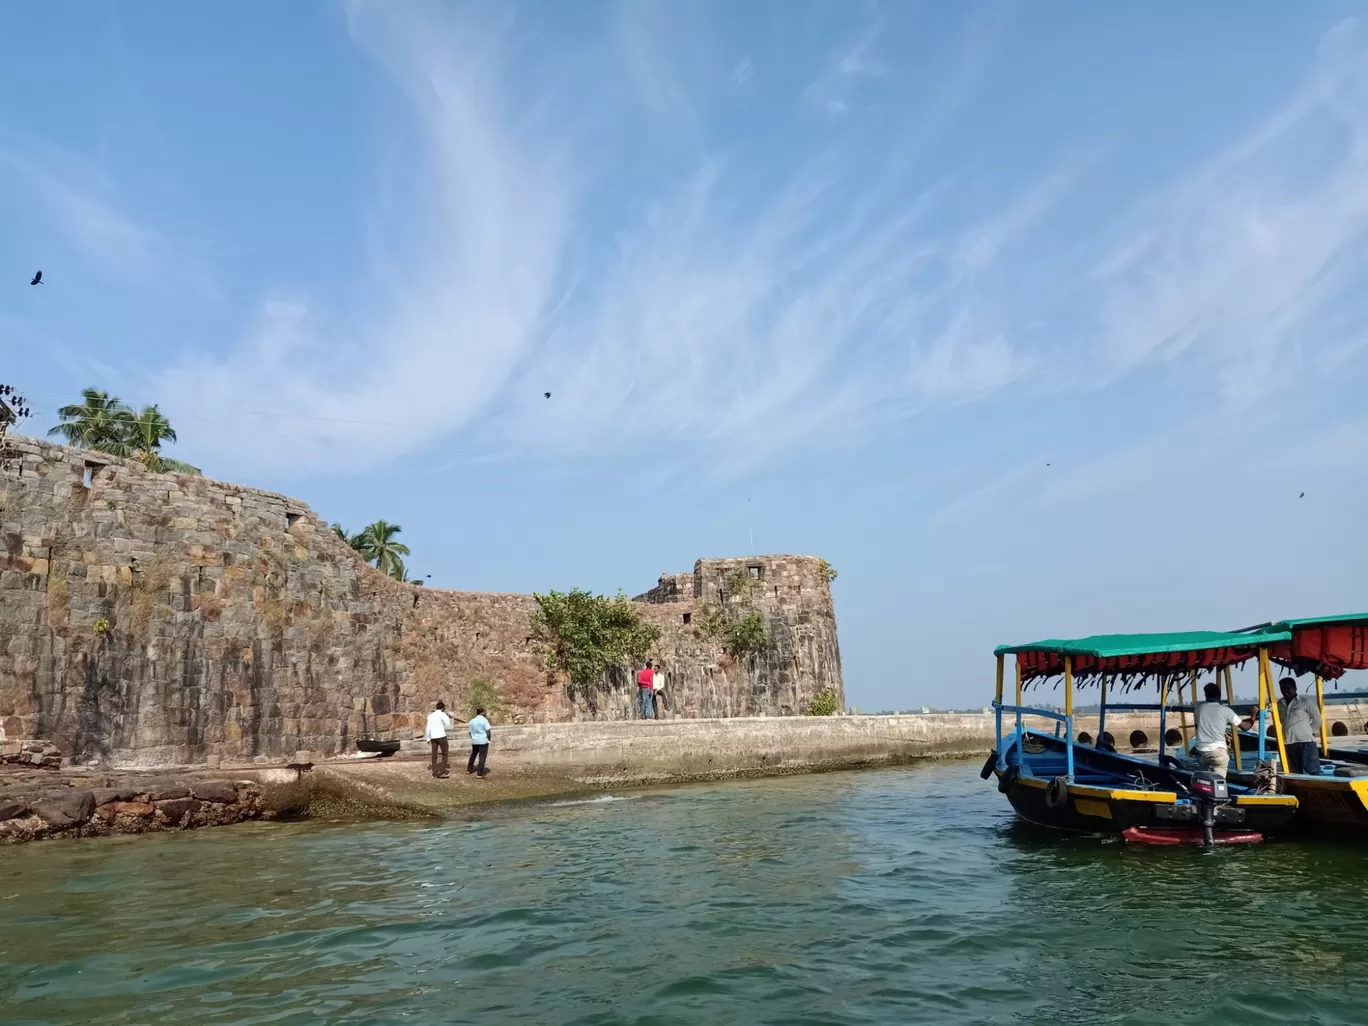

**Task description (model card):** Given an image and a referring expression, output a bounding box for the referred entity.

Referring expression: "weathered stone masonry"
[0,436,843,767]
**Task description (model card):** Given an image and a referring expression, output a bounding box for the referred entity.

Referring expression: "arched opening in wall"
[1332,721,1349,737]
[1129,729,1149,749]
[1164,728,1182,746]
[1077,731,1093,745]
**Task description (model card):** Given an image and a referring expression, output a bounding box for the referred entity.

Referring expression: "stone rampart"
[0,435,843,766]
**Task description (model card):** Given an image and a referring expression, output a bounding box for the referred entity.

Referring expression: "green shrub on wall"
[725,613,768,660]
[532,588,661,687]
[808,689,839,716]
[468,677,505,721]
[694,606,769,662]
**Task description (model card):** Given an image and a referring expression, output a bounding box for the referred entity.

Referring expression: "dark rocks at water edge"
[1,740,63,770]
[0,778,264,843]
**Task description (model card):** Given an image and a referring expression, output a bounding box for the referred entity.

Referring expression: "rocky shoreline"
[0,769,266,844]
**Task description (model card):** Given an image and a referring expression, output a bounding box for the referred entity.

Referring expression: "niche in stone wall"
[682,612,691,625]
[285,511,303,530]
[747,564,763,580]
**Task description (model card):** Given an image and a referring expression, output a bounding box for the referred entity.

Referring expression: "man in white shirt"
[1278,676,1324,776]
[1191,682,1255,779]
[651,664,665,719]
[424,701,453,779]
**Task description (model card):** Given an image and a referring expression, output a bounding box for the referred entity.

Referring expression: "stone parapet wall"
[0,435,843,766]
[483,710,1170,776]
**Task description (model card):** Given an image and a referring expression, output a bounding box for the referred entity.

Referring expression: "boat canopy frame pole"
[1158,676,1171,760]
[1014,659,1023,731]
[1256,658,1268,764]
[1097,673,1110,743]
[1064,655,1075,781]
[1261,647,1291,771]
[1316,674,1329,756]
[994,654,1005,770]
[1178,669,1197,750]
[1224,665,1241,772]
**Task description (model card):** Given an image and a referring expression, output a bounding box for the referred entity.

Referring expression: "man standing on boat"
[1278,676,1323,776]
[1192,682,1255,778]
[425,701,454,779]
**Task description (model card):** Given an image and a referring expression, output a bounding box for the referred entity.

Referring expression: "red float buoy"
[1122,826,1263,846]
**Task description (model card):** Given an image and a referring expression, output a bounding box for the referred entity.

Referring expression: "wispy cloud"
[0,143,216,298]
[1089,19,1368,403]
[802,16,886,116]
[159,0,576,472]
[148,0,1050,478]
[37,5,1366,489]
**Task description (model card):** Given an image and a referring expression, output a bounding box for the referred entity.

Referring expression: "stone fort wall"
[0,436,843,766]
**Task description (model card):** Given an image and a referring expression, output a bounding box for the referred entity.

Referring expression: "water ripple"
[4,764,1368,1024]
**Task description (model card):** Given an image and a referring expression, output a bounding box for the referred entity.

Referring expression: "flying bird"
[29,270,42,285]
[543,392,551,399]
[1299,492,1305,499]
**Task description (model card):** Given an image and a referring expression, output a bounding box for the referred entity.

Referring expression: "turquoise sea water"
[3,761,1367,1025]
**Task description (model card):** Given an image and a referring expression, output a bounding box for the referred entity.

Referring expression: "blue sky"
[5,1,1368,709]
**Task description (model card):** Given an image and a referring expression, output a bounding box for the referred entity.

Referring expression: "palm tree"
[49,390,199,474]
[331,523,351,543]
[123,405,200,475]
[352,520,410,578]
[49,389,131,451]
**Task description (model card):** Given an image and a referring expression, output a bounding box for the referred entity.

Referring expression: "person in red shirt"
[637,661,655,719]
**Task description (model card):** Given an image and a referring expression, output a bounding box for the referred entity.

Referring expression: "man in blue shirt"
[467,707,492,778]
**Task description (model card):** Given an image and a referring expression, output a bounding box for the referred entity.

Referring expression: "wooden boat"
[356,738,402,757]
[1216,613,1368,836]
[988,628,1299,843]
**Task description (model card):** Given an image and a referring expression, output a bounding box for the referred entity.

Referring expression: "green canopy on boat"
[995,627,1292,683]
[1272,612,1368,629]
[995,628,1290,659]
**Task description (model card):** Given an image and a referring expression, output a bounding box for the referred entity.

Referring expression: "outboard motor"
[1188,770,1230,846]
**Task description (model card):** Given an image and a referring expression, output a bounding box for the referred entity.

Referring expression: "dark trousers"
[1287,741,1321,776]
[430,737,449,778]
[468,743,489,776]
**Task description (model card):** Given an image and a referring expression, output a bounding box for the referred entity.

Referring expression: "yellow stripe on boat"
[1233,794,1298,807]
[1068,784,1178,803]
[1281,776,1368,795]
[1073,799,1113,819]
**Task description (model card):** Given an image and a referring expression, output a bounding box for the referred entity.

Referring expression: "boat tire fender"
[997,765,1020,794]
[1045,775,1070,811]
[980,752,998,780]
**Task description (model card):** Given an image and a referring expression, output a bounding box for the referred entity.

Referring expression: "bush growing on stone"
[468,677,505,721]
[532,589,661,688]
[725,613,768,661]
[808,689,839,716]
[693,606,769,662]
